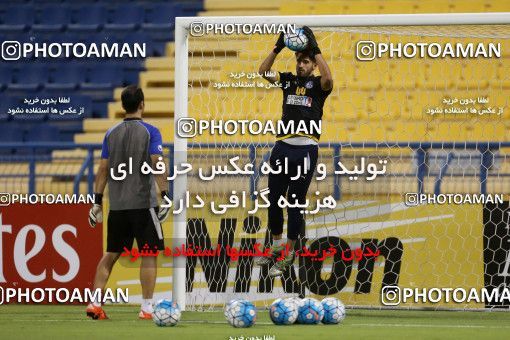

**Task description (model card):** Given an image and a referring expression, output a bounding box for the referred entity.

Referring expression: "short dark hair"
[295,50,316,63]
[121,85,144,114]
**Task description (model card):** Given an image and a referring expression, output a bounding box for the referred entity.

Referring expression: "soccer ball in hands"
[152,299,181,327]
[269,298,299,325]
[297,297,324,324]
[225,300,257,328]
[321,297,346,324]
[284,28,309,52]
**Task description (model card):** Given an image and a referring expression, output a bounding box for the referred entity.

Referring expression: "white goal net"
[171,14,510,311]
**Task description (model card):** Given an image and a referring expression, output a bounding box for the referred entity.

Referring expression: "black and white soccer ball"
[224,300,257,328]
[152,299,181,327]
[224,299,248,319]
[269,298,299,325]
[284,28,309,52]
[321,297,346,324]
[297,297,324,324]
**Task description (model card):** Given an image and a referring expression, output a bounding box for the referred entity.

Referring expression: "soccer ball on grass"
[152,299,181,327]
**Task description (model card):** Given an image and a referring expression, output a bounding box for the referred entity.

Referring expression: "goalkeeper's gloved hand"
[158,191,170,223]
[88,193,103,228]
[273,32,285,54]
[302,26,321,56]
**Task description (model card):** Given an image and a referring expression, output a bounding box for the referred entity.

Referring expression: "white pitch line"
[183,320,273,325]
[7,320,510,329]
[3,319,276,325]
[351,323,510,329]
[5,319,140,323]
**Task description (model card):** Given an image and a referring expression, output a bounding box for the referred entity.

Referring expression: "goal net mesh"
[178,22,510,311]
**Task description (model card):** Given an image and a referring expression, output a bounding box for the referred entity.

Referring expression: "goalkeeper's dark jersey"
[278,71,332,142]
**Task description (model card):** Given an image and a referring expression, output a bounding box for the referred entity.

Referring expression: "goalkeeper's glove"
[88,193,103,228]
[273,32,285,54]
[158,191,170,223]
[302,26,321,56]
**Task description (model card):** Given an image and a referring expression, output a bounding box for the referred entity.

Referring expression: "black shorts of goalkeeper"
[106,208,164,253]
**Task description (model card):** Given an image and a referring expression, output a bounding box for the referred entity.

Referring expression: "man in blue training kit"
[255,27,333,277]
[86,85,170,320]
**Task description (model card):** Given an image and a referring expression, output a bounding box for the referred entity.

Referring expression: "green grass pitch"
[1,305,510,339]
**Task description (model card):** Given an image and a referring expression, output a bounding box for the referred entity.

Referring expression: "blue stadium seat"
[0,6,35,32]
[0,122,23,141]
[25,124,60,142]
[0,95,17,118]
[85,32,119,46]
[180,1,203,16]
[47,63,86,90]
[0,112,9,122]
[0,65,13,90]
[105,4,144,31]
[48,94,92,121]
[24,124,61,153]
[33,5,71,32]
[81,63,124,91]
[8,64,50,91]
[44,33,82,44]
[0,122,23,155]
[143,3,178,30]
[142,3,177,40]
[68,5,107,32]
[92,101,108,118]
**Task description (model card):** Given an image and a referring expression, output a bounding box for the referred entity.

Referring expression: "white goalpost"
[173,13,510,312]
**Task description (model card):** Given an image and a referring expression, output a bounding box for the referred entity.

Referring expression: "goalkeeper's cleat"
[86,305,108,320]
[138,310,153,320]
[269,251,296,277]
[255,244,286,266]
